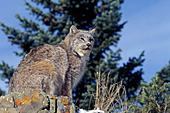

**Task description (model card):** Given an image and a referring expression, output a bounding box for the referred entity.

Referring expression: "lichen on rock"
[0,89,75,113]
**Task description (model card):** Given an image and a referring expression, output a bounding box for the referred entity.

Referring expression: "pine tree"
[0,89,5,96]
[0,0,144,109]
[157,61,170,83]
[128,62,170,112]
[129,75,170,112]
[0,61,15,96]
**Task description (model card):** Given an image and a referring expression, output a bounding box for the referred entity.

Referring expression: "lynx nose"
[86,43,91,47]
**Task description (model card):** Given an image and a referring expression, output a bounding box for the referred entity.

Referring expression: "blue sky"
[0,0,170,93]
[119,0,170,82]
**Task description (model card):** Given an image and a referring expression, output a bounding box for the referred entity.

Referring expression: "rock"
[56,96,75,113]
[0,89,75,113]
[0,89,104,113]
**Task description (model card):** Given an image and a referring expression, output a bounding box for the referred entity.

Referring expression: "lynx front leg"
[61,74,72,99]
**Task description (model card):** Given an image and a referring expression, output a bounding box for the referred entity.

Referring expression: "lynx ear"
[89,28,95,36]
[70,25,78,34]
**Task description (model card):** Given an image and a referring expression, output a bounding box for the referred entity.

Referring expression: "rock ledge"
[0,89,75,113]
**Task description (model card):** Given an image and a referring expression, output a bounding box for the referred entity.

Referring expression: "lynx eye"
[89,38,94,42]
[80,37,85,41]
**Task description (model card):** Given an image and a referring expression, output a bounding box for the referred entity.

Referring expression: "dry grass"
[92,70,128,112]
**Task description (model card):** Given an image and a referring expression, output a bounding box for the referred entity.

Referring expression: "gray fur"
[8,25,95,98]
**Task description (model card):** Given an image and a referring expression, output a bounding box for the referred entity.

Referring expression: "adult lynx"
[8,25,95,98]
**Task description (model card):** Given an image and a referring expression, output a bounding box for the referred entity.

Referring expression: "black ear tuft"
[70,25,78,34]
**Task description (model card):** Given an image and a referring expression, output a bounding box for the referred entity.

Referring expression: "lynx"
[8,25,95,98]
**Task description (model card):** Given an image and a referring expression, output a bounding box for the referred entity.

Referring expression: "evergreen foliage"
[0,61,15,83]
[129,75,170,112]
[157,61,170,83]
[0,0,144,109]
[0,89,5,96]
[118,51,144,99]
[0,61,15,96]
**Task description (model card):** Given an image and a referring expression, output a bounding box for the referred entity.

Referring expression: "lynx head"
[64,25,95,60]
